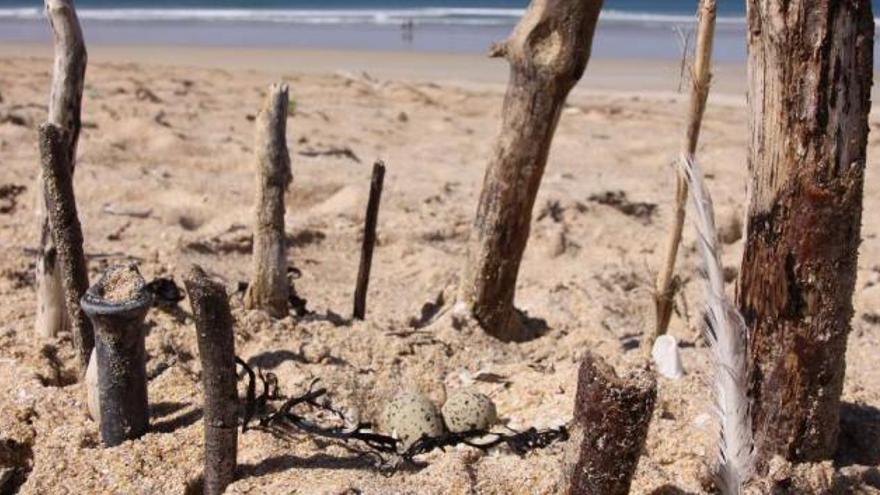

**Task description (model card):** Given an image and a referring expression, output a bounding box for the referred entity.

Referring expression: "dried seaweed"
[0,184,26,214]
[235,358,568,472]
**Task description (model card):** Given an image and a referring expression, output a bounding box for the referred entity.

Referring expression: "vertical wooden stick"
[353,161,386,320]
[739,0,873,465]
[81,264,152,447]
[244,83,292,318]
[184,266,238,495]
[458,0,603,341]
[652,0,716,344]
[560,353,657,495]
[38,123,92,377]
[36,0,87,339]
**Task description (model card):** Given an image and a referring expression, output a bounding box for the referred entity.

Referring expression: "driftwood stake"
[458,0,603,341]
[244,83,292,318]
[739,0,874,465]
[81,264,152,447]
[652,0,717,345]
[561,353,657,495]
[184,266,238,495]
[353,161,385,320]
[36,0,87,339]
[38,123,92,377]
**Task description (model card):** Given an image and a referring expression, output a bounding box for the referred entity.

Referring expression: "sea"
[0,0,878,61]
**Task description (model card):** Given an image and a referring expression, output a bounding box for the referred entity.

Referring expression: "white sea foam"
[0,7,755,27]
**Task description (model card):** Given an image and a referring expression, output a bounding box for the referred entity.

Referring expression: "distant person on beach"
[401,18,414,43]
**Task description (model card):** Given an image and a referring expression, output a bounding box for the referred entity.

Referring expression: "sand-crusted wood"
[653,0,716,343]
[458,0,603,341]
[184,266,238,495]
[35,0,87,340]
[81,265,152,447]
[244,83,292,318]
[38,123,92,376]
[353,161,386,320]
[739,0,874,465]
[560,353,656,495]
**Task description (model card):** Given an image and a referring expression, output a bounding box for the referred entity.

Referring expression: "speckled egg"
[382,392,444,450]
[441,389,497,433]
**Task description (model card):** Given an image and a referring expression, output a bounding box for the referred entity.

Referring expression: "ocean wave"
[0,7,754,27]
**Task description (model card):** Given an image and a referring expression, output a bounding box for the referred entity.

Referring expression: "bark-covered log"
[560,353,656,495]
[653,0,716,343]
[244,83,292,318]
[739,0,874,465]
[81,265,152,447]
[458,0,603,341]
[38,123,92,377]
[184,266,238,495]
[353,161,385,320]
[35,0,87,339]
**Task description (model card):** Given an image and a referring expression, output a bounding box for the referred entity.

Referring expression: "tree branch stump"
[353,161,385,320]
[35,0,87,340]
[739,0,874,465]
[184,266,238,495]
[38,123,92,377]
[560,353,657,495]
[81,265,152,447]
[458,0,603,341]
[244,83,292,318]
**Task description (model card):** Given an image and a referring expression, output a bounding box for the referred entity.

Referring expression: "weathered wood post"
[353,161,385,320]
[81,264,152,447]
[458,0,603,341]
[36,0,87,340]
[560,353,656,495]
[38,123,92,377]
[244,83,292,318]
[184,266,238,495]
[652,0,716,344]
[739,0,874,465]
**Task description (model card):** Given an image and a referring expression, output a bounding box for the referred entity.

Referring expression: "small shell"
[441,389,497,433]
[382,392,444,450]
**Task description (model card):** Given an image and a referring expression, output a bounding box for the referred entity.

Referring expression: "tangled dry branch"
[235,358,569,472]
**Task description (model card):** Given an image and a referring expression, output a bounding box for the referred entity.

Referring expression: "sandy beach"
[1,43,879,494]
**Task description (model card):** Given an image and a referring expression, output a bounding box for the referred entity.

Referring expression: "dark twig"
[353,161,385,320]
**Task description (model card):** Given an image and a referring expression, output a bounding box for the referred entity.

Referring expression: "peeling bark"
[244,83,292,318]
[35,0,86,339]
[459,0,604,341]
[739,0,874,465]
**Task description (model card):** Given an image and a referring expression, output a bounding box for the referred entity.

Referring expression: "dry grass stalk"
[35,0,87,339]
[244,83,292,318]
[458,0,603,341]
[38,123,92,377]
[652,0,717,344]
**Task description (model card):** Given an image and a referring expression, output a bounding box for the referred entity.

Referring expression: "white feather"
[679,154,754,494]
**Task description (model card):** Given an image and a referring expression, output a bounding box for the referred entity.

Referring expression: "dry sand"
[0,46,879,494]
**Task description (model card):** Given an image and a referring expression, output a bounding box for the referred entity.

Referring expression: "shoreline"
[0,42,750,99]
